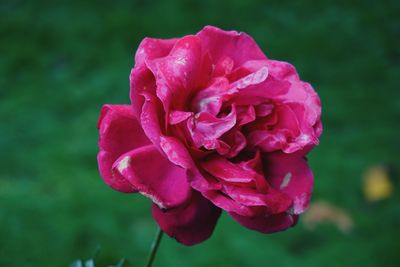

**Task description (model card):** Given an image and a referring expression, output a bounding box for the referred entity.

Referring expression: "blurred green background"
[1,0,399,266]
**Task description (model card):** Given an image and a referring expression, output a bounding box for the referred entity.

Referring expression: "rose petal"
[228,60,269,82]
[112,145,191,209]
[200,154,268,192]
[159,136,194,169]
[191,77,230,115]
[202,189,260,217]
[229,212,298,233]
[277,81,321,129]
[152,191,221,245]
[213,56,234,76]
[130,66,157,119]
[201,155,259,184]
[222,185,293,214]
[187,106,237,149]
[228,76,291,107]
[186,167,222,193]
[255,103,274,117]
[217,129,247,158]
[229,66,269,91]
[264,151,314,214]
[248,104,305,153]
[169,110,193,125]
[284,103,321,153]
[134,37,178,67]
[238,149,263,175]
[130,38,177,118]
[267,60,300,82]
[146,35,211,111]
[247,129,290,153]
[97,104,151,192]
[275,104,300,135]
[236,105,256,126]
[140,92,165,146]
[197,26,267,66]
[276,81,322,153]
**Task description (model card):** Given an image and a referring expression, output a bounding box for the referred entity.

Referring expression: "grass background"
[0,0,399,266]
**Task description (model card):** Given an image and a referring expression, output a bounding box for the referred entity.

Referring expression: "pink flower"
[97,26,322,245]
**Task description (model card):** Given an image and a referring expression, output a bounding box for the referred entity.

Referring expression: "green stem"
[145,227,164,267]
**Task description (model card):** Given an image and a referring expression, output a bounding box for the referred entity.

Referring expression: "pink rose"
[97,26,322,245]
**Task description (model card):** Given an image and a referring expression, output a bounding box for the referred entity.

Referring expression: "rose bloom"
[97,26,322,245]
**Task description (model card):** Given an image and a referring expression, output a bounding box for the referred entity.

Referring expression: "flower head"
[97,26,322,245]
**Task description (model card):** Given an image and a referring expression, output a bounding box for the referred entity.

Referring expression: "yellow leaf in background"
[363,165,393,202]
[302,201,354,234]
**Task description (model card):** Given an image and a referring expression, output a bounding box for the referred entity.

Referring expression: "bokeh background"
[1,0,399,266]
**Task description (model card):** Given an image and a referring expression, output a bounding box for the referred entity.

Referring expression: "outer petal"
[140,92,165,147]
[248,104,302,153]
[130,37,177,118]
[276,81,322,139]
[134,37,178,68]
[146,35,211,111]
[112,145,191,209]
[229,212,298,233]
[285,102,321,153]
[196,26,267,66]
[152,192,221,245]
[266,60,300,82]
[130,66,156,119]
[97,104,151,192]
[263,151,314,214]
